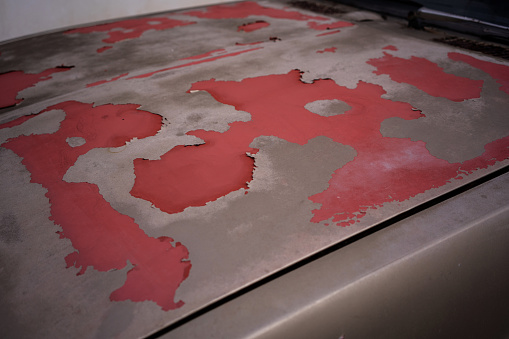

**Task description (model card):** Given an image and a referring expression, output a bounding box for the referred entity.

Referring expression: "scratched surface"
[0,1,508,337]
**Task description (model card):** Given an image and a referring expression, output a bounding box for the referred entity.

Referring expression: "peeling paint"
[65,17,196,52]
[367,52,483,102]
[97,46,113,53]
[310,135,509,226]
[130,69,508,227]
[0,67,72,109]
[448,52,509,95]
[131,70,415,217]
[180,1,328,21]
[382,45,398,51]
[131,134,257,213]
[84,47,262,85]
[2,1,509,333]
[317,47,337,53]
[307,21,354,30]
[181,49,227,60]
[0,101,191,311]
[238,20,270,32]
[129,47,263,79]
[87,73,128,87]
[316,30,342,37]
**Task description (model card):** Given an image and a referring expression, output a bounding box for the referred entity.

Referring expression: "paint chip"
[305,99,351,116]
[66,137,86,147]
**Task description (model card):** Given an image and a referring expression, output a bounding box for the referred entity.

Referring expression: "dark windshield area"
[336,0,509,41]
[420,0,509,27]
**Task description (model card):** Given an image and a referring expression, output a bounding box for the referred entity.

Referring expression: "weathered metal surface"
[0,1,508,337]
[163,171,509,339]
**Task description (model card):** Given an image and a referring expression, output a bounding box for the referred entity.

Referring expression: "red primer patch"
[0,114,37,129]
[316,30,341,37]
[131,70,509,227]
[317,47,337,53]
[0,68,71,109]
[87,73,128,87]
[97,46,113,53]
[182,49,226,60]
[448,52,509,95]
[310,136,509,225]
[131,130,257,213]
[1,101,191,310]
[308,21,354,30]
[129,47,262,79]
[66,17,195,50]
[367,52,483,101]
[238,21,270,32]
[382,45,398,51]
[181,1,328,21]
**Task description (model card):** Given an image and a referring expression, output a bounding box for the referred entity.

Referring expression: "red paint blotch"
[0,114,37,129]
[181,1,328,21]
[382,45,398,51]
[1,101,191,310]
[131,130,257,213]
[367,52,483,101]
[130,70,508,227]
[87,73,128,87]
[316,30,341,37]
[0,68,71,109]
[182,49,226,60]
[97,46,113,53]
[448,52,509,95]
[238,21,270,32]
[129,47,263,79]
[308,21,354,30]
[317,47,337,53]
[66,17,195,50]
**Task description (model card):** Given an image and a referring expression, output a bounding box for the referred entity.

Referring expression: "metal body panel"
[0,1,508,337]
[164,171,509,338]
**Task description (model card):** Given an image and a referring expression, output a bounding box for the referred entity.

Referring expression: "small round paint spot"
[66,137,86,147]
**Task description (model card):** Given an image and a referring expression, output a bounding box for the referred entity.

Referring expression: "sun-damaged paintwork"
[0,1,507,338]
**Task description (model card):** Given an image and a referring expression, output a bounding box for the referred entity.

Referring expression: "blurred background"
[1,0,508,44]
